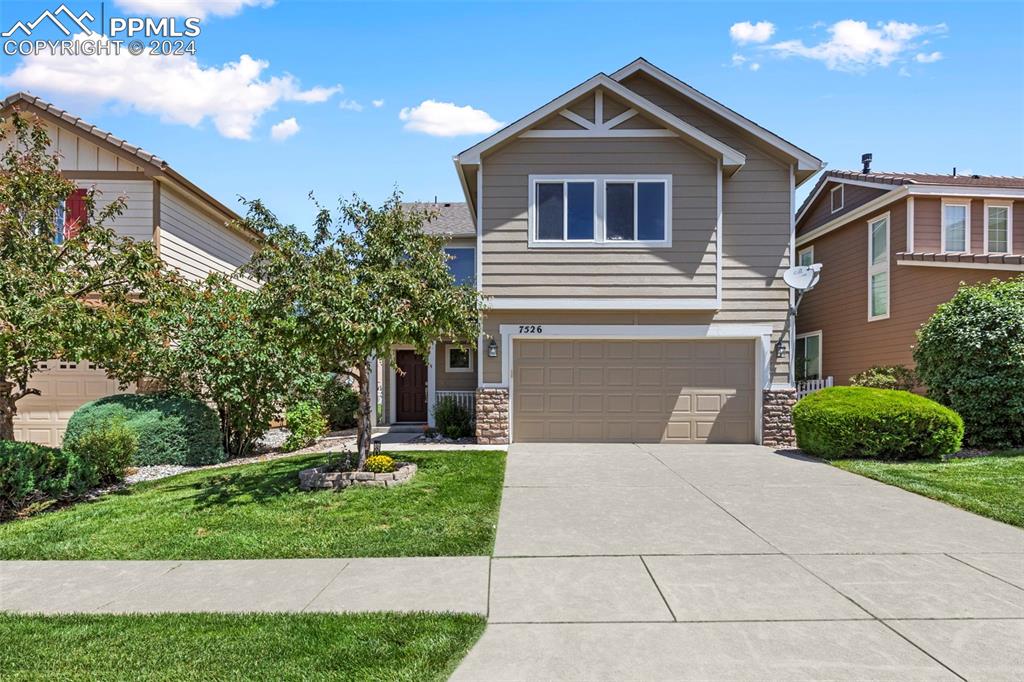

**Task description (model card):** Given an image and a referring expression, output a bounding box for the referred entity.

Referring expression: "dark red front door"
[395,350,427,422]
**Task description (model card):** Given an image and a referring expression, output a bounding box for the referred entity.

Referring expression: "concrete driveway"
[453,443,1024,681]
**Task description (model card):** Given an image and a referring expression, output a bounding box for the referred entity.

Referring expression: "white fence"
[436,390,476,420]
[796,376,834,399]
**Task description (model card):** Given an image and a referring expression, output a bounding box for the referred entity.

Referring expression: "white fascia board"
[487,297,722,310]
[611,59,822,173]
[796,187,909,247]
[452,157,477,225]
[896,259,1024,272]
[905,186,1024,199]
[795,175,901,225]
[497,323,773,338]
[456,73,745,171]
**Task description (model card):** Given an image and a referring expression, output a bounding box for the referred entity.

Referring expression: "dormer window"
[529,174,671,248]
[830,185,844,213]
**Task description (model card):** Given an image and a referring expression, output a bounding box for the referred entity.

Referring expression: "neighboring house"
[373,58,823,446]
[2,92,261,446]
[794,165,1024,386]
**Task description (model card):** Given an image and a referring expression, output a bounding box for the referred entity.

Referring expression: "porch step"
[373,424,427,434]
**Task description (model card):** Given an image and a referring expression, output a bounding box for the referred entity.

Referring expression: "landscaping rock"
[298,461,418,491]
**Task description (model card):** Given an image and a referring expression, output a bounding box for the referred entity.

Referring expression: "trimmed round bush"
[63,419,138,484]
[914,276,1024,449]
[64,393,224,467]
[0,441,96,519]
[282,400,328,452]
[793,386,963,460]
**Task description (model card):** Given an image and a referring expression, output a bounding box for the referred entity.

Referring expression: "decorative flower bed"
[298,460,417,491]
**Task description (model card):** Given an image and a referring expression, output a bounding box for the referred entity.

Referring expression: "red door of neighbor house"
[395,350,428,422]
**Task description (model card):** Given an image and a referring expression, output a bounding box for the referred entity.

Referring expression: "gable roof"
[2,91,260,240]
[455,71,747,173]
[611,58,822,184]
[402,201,474,236]
[796,169,1024,226]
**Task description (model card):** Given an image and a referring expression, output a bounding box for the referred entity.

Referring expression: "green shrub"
[433,397,472,440]
[364,454,396,473]
[64,393,224,467]
[321,377,359,430]
[0,441,96,519]
[914,277,1024,448]
[850,365,919,392]
[282,401,328,452]
[793,386,963,460]
[63,419,138,484]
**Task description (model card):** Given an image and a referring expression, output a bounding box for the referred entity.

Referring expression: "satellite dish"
[782,264,822,292]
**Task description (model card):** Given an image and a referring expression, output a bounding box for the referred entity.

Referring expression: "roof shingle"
[402,202,475,236]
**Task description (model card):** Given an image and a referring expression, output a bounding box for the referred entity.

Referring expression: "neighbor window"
[868,214,889,320]
[445,345,472,372]
[798,246,814,267]
[530,175,670,246]
[444,247,475,286]
[54,188,87,244]
[830,185,844,213]
[794,332,821,381]
[985,203,1011,254]
[942,202,969,253]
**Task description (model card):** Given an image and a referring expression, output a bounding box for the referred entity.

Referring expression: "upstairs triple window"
[942,202,970,253]
[985,203,1012,254]
[529,175,671,247]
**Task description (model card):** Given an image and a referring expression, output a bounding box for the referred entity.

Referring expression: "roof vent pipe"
[861,153,872,174]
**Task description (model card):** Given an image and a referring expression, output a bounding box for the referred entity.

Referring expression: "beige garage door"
[513,339,755,443]
[12,361,132,447]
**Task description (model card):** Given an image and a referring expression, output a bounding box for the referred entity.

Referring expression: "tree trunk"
[0,385,15,441]
[356,361,373,470]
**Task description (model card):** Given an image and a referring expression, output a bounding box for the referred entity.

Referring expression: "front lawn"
[0,612,485,682]
[0,450,505,560]
[832,452,1024,528]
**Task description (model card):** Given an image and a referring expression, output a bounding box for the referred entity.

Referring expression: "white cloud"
[0,34,340,139]
[398,100,503,137]
[731,54,747,67]
[270,117,299,141]
[915,51,943,63]
[372,99,385,108]
[115,0,273,19]
[749,62,761,72]
[768,20,947,72]
[730,21,775,44]
[338,99,364,111]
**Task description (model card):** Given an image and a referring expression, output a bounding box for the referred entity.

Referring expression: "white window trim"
[940,199,971,254]
[528,174,672,248]
[868,212,891,322]
[797,245,815,267]
[444,344,474,373]
[983,201,1013,254]
[830,185,844,213]
[443,246,476,285]
[795,330,822,381]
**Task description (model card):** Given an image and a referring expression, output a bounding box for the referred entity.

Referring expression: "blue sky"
[2,1,1022,227]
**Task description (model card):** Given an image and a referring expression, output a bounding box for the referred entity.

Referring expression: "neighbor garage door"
[512,339,755,443]
[12,361,132,447]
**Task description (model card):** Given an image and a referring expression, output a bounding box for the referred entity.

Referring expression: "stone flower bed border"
[298,461,417,491]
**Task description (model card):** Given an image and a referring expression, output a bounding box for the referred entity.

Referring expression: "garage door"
[12,361,132,447]
[512,339,755,443]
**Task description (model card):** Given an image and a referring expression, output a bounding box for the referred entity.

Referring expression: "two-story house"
[794,164,1024,386]
[372,59,823,446]
[2,92,261,446]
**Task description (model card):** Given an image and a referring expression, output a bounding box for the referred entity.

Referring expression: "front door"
[395,350,428,422]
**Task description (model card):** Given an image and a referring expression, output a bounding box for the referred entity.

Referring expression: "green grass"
[0,450,505,560]
[833,452,1024,528]
[0,612,485,682]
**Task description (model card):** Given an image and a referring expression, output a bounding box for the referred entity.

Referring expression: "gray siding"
[481,137,719,300]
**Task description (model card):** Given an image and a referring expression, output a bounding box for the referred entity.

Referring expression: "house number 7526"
[518,325,543,334]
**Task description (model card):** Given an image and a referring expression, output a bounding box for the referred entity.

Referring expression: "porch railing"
[796,376,834,399]
[436,390,476,420]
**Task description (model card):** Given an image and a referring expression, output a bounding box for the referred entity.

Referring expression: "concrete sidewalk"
[0,557,489,615]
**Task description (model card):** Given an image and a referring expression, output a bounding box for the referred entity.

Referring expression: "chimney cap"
[861,153,873,174]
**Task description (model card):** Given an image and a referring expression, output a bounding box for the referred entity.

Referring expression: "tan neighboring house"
[2,92,261,446]
[794,165,1024,386]
[373,58,823,446]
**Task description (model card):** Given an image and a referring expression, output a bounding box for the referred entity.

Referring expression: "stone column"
[475,388,509,445]
[762,387,797,448]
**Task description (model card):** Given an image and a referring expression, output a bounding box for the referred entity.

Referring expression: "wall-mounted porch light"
[487,339,498,357]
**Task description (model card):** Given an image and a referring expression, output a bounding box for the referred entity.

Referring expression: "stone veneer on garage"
[761,387,797,448]
[475,388,509,445]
